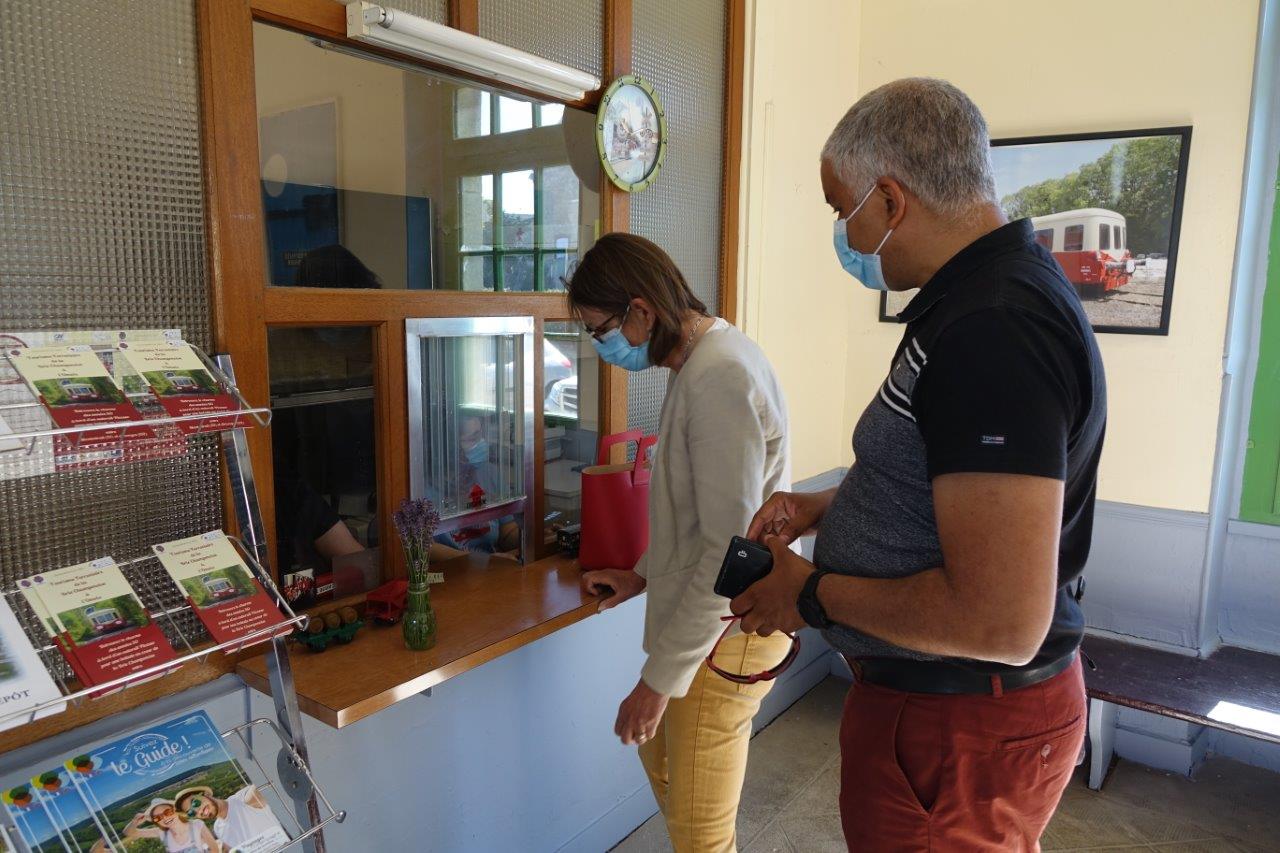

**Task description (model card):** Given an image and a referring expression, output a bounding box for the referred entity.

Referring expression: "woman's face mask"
[833,183,894,291]
[590,307,653,372]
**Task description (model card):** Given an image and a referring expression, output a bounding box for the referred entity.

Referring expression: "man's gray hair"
[822,78,999,217]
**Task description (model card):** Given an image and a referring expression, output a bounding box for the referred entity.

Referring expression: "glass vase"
[401,551,438,651]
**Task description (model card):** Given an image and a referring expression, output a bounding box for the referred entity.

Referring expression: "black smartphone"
[713,536,774,599]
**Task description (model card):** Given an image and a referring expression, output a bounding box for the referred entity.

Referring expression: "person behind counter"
[571,233,792,853]
[430,414,521,559]
[732,78,1107,850]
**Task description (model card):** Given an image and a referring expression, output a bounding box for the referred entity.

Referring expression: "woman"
[570,233,792,853]
[123,799,218,853]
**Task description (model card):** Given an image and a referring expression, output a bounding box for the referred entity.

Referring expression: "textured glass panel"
[336,0,448,23]
[479,0,604,80]
[628,0,727,434]
[0,0,215,659]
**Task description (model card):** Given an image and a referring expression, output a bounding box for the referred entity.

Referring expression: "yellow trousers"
[638,631,794,853]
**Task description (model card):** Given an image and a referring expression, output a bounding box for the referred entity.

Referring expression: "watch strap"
[798,569,833,630]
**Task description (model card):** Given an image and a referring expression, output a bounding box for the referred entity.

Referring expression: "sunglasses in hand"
[705,615,801,685]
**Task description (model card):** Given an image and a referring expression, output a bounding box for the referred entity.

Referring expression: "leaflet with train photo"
[115,340,240,434]
[4,345,148,446]
[18,558,177,692]
[153,531,288,649]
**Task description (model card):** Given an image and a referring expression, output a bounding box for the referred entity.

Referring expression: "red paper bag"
[579,430,658,571]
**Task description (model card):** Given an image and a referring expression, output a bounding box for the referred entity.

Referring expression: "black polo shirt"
[812,218,1107,673]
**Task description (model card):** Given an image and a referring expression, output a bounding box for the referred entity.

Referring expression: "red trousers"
[840,657,1085,852]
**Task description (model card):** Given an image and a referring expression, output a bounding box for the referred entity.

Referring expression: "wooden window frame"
[200,0,745,577]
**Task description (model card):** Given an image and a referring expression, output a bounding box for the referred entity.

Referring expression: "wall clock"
[595,74,667,193]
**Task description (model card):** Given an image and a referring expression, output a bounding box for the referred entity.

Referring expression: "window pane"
[253,23,598,290]
[502,253,536,292]
[539,104,565,127]
[542,252,572,292]
[542,164,580,251]
[268,326,380,604]
[497,96,533,133]
[543,323,601,546]
[501,170,535,248]
[455,89,491,139]
[1099,223,1110,251]
[1034,228,1054,250]
[461,254,495,291]
[460,174,494,251]
[1064,224,1084,252]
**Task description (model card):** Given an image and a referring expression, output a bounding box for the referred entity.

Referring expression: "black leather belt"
[846,651,1077,695]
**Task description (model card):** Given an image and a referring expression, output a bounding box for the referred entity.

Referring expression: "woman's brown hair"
[566,233,708,365]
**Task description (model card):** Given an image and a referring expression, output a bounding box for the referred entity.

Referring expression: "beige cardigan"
[636,320,791,697]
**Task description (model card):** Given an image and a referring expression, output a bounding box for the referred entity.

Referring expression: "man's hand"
[746,489,835,545]
[614,679,669,746]
[582,569,646,613]
[730,536,811,636]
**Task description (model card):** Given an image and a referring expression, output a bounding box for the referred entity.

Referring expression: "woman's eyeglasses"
[582,307,628,342]
[705,615,802,685]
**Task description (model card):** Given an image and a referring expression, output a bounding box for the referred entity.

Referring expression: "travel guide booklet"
[152,532,288,649]
[5,345,149,446]
[3,782,60,853]
[0,597,65,731]
[19,558,177,692]
[24,767,110,852]
[115,340,239,434]
[73,710,292,853]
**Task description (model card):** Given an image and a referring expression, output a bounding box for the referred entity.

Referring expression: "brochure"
[5,345,148,445]
[74,710,292,853]
[26,767,110,852]
[19,558,177,691]
[153,532,288,649]
[0,330,185,482]
[0,597,65,731]
[3,782,59,853]
[115,340,239,434]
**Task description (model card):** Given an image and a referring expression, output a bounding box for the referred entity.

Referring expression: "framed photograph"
[880,126,1192,335]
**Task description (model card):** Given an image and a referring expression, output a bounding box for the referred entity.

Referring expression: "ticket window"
[267,326,379,603]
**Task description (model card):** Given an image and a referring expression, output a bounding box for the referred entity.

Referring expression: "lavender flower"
[393,497,440,577]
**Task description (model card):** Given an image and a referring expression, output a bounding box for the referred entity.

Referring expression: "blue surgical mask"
[590,310,652,371]
[464,441,489,465]
[833,184,894,291]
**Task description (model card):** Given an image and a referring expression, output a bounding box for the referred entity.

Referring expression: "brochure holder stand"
[0,345,342,853]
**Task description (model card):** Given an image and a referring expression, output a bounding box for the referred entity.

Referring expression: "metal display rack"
[0,342,344,853]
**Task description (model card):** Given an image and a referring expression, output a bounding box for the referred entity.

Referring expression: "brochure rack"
[0,344,343,853]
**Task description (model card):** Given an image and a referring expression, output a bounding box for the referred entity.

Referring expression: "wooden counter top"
[237,553,597,728]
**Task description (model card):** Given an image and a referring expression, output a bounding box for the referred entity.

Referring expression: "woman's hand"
[615,679,669,746]
[582,569,646,613]
[746,489,836,545]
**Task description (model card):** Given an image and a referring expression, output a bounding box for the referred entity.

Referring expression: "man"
[733,78,1107,851]
[174,784,290,852]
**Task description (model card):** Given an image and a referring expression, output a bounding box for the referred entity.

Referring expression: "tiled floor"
[613,677,1280,852]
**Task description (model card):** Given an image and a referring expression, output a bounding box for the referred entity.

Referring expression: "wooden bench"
[1083,635,1280,789]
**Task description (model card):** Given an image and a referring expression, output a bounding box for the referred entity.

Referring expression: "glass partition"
[268,326,380,605]
[252,22,600,291]
[407,317,534,561]
[542,323,600,544]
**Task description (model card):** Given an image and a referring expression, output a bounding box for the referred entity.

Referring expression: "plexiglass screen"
[411,321,531,560]
[543,323,599,543]
[253,22,600,292]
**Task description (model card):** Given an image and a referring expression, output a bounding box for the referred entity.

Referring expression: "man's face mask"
[833,183,894,291]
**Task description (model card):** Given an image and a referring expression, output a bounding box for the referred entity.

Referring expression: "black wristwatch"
[797,569,833,630]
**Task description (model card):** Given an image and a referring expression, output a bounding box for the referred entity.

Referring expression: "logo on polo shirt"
[981,435,1007,446]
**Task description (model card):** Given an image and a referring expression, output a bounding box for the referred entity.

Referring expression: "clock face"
[596,75,667,193]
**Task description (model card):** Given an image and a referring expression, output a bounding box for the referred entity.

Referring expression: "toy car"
[365,579,409,625]
[292,606,362,652]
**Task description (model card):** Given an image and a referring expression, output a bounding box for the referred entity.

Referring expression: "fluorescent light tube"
[346,2,601,102]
